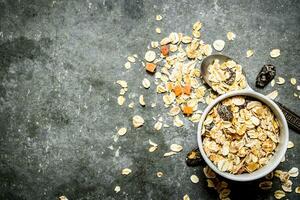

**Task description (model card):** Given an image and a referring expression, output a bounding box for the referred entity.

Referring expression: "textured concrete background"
[0,0,299,199]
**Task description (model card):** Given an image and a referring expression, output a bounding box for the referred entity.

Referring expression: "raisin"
[224,68,236,85]
[217,105,233,121]
[255,64,276,88]
[185,148,203,167]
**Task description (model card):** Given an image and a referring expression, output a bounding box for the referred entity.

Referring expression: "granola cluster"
[207,59,247,94]
[202,96,280,174]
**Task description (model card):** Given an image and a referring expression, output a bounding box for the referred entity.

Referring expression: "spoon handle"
[276,102,300,133]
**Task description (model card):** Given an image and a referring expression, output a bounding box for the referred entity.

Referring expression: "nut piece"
[118,127,127,136]
[213,40,225,51]
[142,78,151,88]
[170,144,183,152]
[270,49,280,58]
[114,186,121,193]
[190,175,199,183]
[145,50,156,62]
[122,168,132,175]
[132,115,144,128]
[227,32,236,41]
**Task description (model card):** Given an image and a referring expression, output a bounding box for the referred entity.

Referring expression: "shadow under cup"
[197,89,289,182]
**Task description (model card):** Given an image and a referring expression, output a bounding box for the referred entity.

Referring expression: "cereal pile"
[207,59,247,94]
[202,96,280,174]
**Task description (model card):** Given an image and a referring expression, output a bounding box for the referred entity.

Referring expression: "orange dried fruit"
[184,84,191,95]
[161,45,169,56]
[183,106,193,116]
[173,85,183,96]
[145,63,156,73]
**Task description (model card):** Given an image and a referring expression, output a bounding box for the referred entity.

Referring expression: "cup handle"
[276,101,300,133]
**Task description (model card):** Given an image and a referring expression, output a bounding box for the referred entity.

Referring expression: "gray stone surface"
[0,0,299,199]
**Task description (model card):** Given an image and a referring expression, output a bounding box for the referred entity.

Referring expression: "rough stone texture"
[0,0,299,199]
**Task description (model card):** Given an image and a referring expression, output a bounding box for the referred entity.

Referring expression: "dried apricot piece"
[161,45,169,56]
[145,63,156,73]
[183,106,193,116]
[184,84,191,95]
[173,85,183,96]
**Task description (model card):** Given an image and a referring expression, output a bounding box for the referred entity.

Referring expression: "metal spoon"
[186,54,300,167]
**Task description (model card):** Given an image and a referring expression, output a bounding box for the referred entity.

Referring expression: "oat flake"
[213,40,225,51]
[170,144,183,152]
[190,175,199,183]
[132,115,144,128]
[121,168,132,175]
[114,186,121,193]
[118,127,127,136]
[270,49,280,58]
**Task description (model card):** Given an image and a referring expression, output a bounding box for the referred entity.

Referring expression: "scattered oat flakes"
[132,115,144,128]
[295,186,300,193]
[227,32,236,40]
[149,146,158,152]
[287,141,294,149]
[190,175,199,183]
[142,78,151,88]
[259,181,273,190]
[114,186,121,193]
[173,116,184,127]
[156,15,162,21]
[124,61,131,69]
[145,50,156,62]
[156,171,163,177]
[116,80,128,88]
[183,194,190,200]
[203,166,216,178]
[266,90,278,100]
[274,190,285,199]
[128,102,134,108]
[59,196,68,200]
[297,85,300,91]
[121,168,132,175]
[270,49,280,58]
[155,27,161,34]
[246,49,254,58]
[154,121,163,130]
[271,79,275,87]
[288,167,299,177]
[276,77,285,85]
[127,56,136,63]
[170,144,183,152]
[118,127,127,136]
[164,151,177,157]
[118,96,126,105]
[213,40,225,51]
[151,41,159,48]
[193,21,202,31]
[139,95,146,106]
[290,78,297,85]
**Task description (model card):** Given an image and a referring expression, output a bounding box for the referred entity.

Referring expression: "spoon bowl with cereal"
[196,54,291,181]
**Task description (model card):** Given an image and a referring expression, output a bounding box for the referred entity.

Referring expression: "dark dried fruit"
[256,64,276,88]
[224,68,236,85]
[217,105,233,121]
[186,148,203,167]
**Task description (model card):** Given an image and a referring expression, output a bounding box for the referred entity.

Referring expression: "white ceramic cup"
[197,88,289,181]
